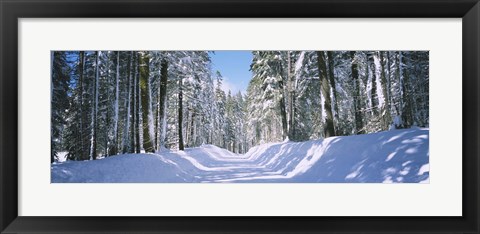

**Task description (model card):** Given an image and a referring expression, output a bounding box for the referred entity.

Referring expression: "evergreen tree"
[250,51,288,142]
[51,51,71,162]
[214,71,227,148]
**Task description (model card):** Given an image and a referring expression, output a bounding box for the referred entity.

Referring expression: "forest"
[51,51,429,163]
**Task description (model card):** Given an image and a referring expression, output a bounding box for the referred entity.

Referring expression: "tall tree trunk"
[89,51,100,160]
[190,112,196,147]
[178,75,185,151]
[131,53,137,153]
[130,52,140,153]
[185,109,191,147]
[401,53,412,127]
[287,51,295,140]
[157,58,168,150]
[379,51,391,129]
[111,51,120,155]
[134,53,141,153]
[105,97,110,157]
[50,52,55,163]
[278,91,288,140]
[386,51,395,116]
[395,52,402,117]
[148,60,155,151]
[367,52,378,116]
[317,51,335,138]
[155,101,159,149]
[350,51,364,134]
[130,52,138,152]
[360,52,369,121]
[105,61,112,157]
[327,51,339,131]
[77,51,86,160]
[138,51,154,153]
[122,52,132,154]
[278,59,288,140]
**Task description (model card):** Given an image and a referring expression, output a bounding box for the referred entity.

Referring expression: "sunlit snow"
[52,128,429,183]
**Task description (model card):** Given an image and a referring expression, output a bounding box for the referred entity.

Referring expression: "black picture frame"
[1,0,478,233]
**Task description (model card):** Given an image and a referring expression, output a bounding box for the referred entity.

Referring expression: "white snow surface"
[51,128,429,183]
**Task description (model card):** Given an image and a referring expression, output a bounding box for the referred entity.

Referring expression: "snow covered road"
[51,128,429,183]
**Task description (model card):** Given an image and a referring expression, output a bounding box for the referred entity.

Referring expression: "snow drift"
[51,128,429,183]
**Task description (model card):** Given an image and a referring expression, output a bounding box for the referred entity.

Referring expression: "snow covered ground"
[51,128,429,183]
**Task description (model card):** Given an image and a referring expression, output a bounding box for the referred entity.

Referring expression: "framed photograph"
[1,0,478,233]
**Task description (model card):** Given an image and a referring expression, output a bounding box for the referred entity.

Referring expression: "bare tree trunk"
[278,58,288,140]
[178,76,185,151]
[401,53,413,127]
[51,52,55,163]
[77,51,86,160]
[379,51,392,129]
[279,92,288,140]
[122,52,132,154]
[157,58,168,150]
[89,51,100,160]
[367,52,378,116]
[317,51,335,138]
[138,51,154,153]
[111,51,120,155]
[134,53,141,153]
[105,62,111,157]
[350,51,364,134]
[395,52,402,117]
[386,51,395,116]
[190,112,196,147]
[287,51,295,140]
[185,109,191,147]
[130,52,140,153]
[131,53,137,152]
[130,53,137,152]
[327,51,339,132]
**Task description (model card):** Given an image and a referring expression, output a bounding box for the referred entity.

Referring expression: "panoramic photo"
[51,50,429,183]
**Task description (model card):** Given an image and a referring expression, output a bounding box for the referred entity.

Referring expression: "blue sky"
[209,51,252,95]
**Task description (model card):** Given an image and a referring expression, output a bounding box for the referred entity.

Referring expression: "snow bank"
[51,153,196,183]
[52,128,429,183]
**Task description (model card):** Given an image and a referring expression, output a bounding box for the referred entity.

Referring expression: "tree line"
[51,51,428,162]
[246,51,429,146]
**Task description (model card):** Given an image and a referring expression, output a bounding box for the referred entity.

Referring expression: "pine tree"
[51,51,71,162]
[250,51,288,141]
[214,71,227,148]
[64,51,89,161]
